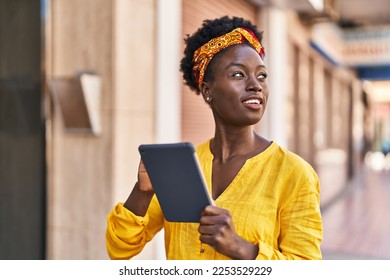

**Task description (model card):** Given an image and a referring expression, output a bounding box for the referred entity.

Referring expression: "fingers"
[201,205,225,216]
[198,222,227,248]
[198,206,234,237]
[138,160,149,174]
[199,208,233,230]
[198,206,239,256]
[137,160,154,192]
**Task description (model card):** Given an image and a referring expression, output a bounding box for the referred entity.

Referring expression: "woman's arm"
[124,160,155,216]
[105,160,164,259]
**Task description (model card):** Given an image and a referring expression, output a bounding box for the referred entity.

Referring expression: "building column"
[259,8,288,148]
[150,0,182,260]
[156,0,182,144]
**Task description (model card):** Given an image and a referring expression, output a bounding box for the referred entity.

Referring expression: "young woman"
[106,16,323,260]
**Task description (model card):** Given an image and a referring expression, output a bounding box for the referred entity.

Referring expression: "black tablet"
[138,142,212,222]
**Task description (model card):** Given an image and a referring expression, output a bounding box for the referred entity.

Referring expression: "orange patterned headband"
[192,27,265,90]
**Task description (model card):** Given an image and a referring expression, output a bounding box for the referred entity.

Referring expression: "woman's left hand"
[198,205,258,259]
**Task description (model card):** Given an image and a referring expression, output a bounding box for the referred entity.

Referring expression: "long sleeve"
[105,195,164,259]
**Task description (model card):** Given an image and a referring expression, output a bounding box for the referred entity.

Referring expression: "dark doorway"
[0,0,46,259]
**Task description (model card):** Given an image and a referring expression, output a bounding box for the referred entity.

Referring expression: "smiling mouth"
[243,99,261,105]
[241,96,264,110]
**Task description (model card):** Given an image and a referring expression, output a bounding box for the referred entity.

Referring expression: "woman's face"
[202,44,269,127]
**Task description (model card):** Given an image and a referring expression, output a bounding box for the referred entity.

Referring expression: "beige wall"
[285,13,363,207]
[46,0,156,259]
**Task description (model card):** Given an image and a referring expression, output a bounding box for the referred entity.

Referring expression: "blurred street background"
[1,0,389,259]
[322,166,390,259]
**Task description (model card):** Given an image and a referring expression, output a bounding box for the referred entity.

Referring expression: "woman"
[106,16,323,260]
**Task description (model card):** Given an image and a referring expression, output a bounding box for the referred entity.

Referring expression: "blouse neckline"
[203,139,277,201]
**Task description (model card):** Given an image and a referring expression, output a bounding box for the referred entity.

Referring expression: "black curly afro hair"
[180,15,264,94]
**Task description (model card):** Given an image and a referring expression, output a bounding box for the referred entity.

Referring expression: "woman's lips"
[242,97,262,110]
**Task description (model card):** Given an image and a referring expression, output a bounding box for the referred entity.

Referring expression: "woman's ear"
[200,82,212,104]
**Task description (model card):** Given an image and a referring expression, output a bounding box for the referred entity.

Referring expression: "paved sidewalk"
[320,166,390,259]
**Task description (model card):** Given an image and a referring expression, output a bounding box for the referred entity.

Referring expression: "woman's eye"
[232,72,244,77]
[258,72,268,79]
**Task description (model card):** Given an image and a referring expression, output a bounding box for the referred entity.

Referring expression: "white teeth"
[243,99,260,104]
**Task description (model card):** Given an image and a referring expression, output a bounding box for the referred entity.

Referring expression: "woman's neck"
[210,126,266,162]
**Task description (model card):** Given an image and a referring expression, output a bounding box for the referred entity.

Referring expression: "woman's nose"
[246,76,262,93]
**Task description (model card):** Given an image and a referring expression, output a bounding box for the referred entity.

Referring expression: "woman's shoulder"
[267,143,321,200]
[270,142,308,163]
[195,139,212,155]
[269,142,319,178]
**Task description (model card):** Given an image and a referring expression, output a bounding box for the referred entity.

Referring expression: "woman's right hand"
[124,160,154,216]
[136,160,154,193]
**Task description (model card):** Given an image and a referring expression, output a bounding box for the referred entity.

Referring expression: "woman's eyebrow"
[225,62,267,70]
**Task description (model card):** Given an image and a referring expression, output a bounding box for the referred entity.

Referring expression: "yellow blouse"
[106,140,323,260]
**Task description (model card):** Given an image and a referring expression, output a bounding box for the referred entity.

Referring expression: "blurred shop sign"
[311,23,390,79]
[343,27,390,66]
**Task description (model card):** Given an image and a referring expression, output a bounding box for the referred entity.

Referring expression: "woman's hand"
[136,160,154,193]
[123,160,154,216]
[198,205,258,259]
